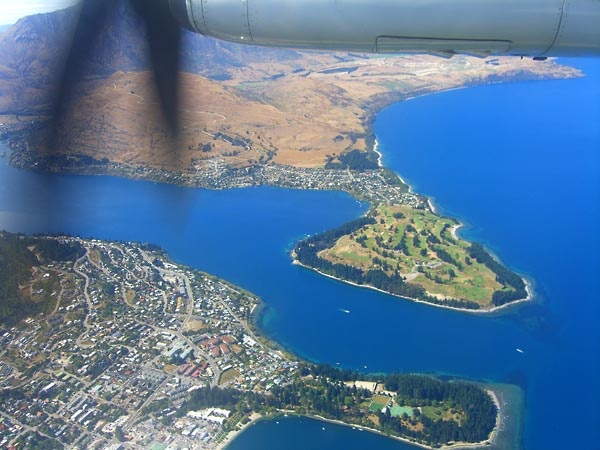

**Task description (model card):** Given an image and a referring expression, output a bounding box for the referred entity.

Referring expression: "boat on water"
[516,348,525,354]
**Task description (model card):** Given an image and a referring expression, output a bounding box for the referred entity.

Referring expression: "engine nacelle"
[169,0,600,57]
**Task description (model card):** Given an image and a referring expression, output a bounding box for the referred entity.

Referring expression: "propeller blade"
[44,0,187,219]
[49,0,117,150]
[130,0,183,137]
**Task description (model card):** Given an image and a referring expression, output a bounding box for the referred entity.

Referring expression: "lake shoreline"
[220,384,505,450]
[0,71,536,450]
[291,256,532,315]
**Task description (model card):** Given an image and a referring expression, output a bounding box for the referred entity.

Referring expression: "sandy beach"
[373,139,384,168]
[292,256,532,315]
[215,412,264,450]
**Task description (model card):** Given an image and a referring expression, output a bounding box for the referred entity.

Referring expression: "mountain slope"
[0,3,583,171]
[0,1,304,115]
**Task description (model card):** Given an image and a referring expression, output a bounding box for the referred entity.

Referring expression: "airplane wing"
[169,0,600,58]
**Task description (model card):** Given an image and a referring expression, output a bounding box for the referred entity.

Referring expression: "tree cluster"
[325,149,379,171]
[433,246,464,269]
[381,374,497,445]
[0,233,84,325]
[182,366,497,447]
[468,243,527,306]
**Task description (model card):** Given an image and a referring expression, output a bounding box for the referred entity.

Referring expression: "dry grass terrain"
[5,54,580,171]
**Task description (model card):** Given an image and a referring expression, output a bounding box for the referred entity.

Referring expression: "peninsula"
[0,7,542,311]
[293,204,529,311]
[0,232,501,449]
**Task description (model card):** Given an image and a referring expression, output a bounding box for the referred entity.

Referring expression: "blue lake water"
[1,58,599,450]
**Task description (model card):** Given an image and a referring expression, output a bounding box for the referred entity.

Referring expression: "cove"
[0,153,538,379]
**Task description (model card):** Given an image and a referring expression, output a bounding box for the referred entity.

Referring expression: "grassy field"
[369,402,387,413]
[219,368,241,386]
[183,320,207,333]
[125,289,137,306]
[368,394,392,412]
[390,405,415,417]
[421,405,465,423]
[368,395,465,424]
[319,205,505,307]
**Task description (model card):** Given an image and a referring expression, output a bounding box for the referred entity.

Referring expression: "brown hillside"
[24,55,579,171]
[0,7,583,171]
[29,70,366,170]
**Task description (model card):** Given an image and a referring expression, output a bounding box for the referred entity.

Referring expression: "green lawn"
[390,406,415,417]
[321,205,505,307]
[368,402,387,413]
[219,368,241,386]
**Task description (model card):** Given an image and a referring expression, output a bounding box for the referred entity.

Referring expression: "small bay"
[0,59,598,450]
